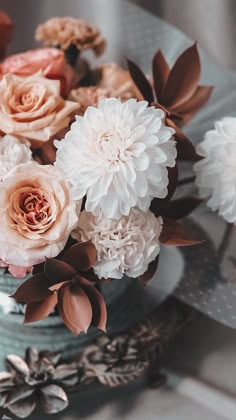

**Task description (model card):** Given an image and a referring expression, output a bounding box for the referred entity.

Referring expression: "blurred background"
[2,0,236,70]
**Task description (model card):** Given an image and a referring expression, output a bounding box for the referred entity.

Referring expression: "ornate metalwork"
[0,297,192,418]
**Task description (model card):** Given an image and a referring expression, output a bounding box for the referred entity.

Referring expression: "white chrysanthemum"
[55,98,176,219]
[0,134,32,181]
[72,208,162,279]
[195,117,236,223]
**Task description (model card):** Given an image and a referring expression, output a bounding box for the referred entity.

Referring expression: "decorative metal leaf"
[6,355,29,377]
[7,396,36,418]
[39,385,68,415]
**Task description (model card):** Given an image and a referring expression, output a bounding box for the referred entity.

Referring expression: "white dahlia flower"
[72,208,162,279]
[195,117,236,223]
[0,134,32,181]
[55,98,176,219]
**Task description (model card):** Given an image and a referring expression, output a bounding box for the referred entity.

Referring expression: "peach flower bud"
[1,48,75,97]
[0,11,13,60]
[0,162,80,268]
[0,72,79,146]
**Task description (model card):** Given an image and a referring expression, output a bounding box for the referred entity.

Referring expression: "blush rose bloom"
[0,72,78,146]
[0,162,79,268]
[0,48,76,97]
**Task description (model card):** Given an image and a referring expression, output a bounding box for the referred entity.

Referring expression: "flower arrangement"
[0,12,212,336]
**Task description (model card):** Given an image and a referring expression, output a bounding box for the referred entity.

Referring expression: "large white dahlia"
[72,208,162,279]
[55,98,176,219]
[195,117,236,223]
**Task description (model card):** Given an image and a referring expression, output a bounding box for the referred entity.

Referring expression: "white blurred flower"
[55,98,176,220]
[195,117,236,223]
[73,208,162,279]
[0,134,32,181]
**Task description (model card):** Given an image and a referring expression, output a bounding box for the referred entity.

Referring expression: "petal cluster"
[73,208,163,279]
[195,117,236,223]
[0,134,32,182]
[55,98,176,219]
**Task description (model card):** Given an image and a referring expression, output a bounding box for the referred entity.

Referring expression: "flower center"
[19,190,51,227]
[97,131,123,163]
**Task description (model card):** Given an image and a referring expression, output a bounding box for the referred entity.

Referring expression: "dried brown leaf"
[11,272,50,303]
[127,58,154,103]
[160,217,202,246]
[63,241,97,272]
[152,49,170,100]
[24,293,57,324]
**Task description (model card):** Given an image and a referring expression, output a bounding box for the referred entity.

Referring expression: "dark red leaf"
[163,197,202,219]
[152,49,170,100]
[58,283,92,334]
[44,259,75,285]
[173,85,213,124]
[24,293,57,324]
[127,58,154,103]
[63,241,97,272]
[160,217,202,246]
[150,165,178,217]
[11,273,50,303]
[39,138,57,165]
[166,118,199,161]
[163,43,200,108]
[139,256,159,286]
[79,277,107,332]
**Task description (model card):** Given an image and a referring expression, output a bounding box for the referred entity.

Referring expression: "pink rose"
[0,162,79,268]
[0,72,78,146]
[0,48,75,96]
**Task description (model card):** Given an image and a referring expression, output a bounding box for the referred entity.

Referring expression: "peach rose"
[0,48,75,97]
[0,72,78,145]
[0,162,79,268]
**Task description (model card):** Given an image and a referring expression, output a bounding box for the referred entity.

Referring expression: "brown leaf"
[44,259,75,285]
[11,272,50,303]
[39,139,57,165]
[79,277,107,332]
[63,241,97,272]
[24,293,57,324]
[127,58,154,103]
[0,12,13,60]
[163,43,200,108]
[160,217,202,246]
[150,165,178,217]
[174,85,213,124]
[152,49,170,100]
[139,256,159,286]
[162,197,202,219]
[166,118,199,161]
[58,283,92,334]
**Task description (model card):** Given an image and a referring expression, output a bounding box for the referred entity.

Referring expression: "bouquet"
[0,11,213,336]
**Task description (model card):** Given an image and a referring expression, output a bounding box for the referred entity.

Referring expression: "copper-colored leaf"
[127,58,154,103]
[163,43,200,108]
[44,259,75,285]
[152,49,170,100]
[160,217,202,246]
[63,241,97,272]
[0,11,13,60]
[139,256,159,286]
[24,293,57,324]
[11,273,50,303]
[79,277,107,332]
[39,139,57,165]
[166,118,199,161]
[163,197,202,220]
[174,85,213,124]
[58,283,92,334]
[150,165,178,217]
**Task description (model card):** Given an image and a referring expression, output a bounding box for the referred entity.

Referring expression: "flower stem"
[218,223,235,264]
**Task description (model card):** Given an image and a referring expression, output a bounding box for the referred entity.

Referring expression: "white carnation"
[195,117,236,223]
[73,208,162,279]
[55,98,176,220]
[0,134,32,181]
